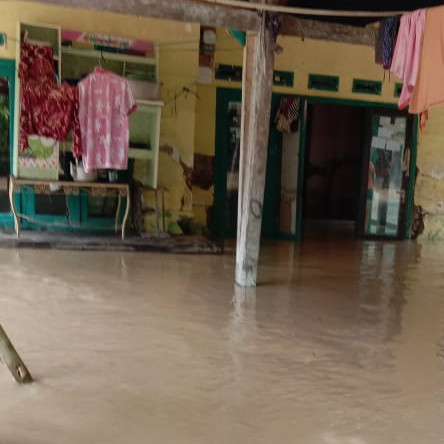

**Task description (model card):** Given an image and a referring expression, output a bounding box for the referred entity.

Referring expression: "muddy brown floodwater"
[0,240,443,443]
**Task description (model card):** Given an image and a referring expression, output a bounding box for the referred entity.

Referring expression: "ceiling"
[285,0,444,25]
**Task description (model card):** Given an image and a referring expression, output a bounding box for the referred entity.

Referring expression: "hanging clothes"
[390,9,426,110]
[19,42,81,156]
[375,16,400,70]
[78,67,136,172]
[19,41,54,82]
[275,97,300,133]
[409,6,444,129]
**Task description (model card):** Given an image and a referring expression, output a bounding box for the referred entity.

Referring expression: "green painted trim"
[213,88,241,237]
[273,70,294,88]
[19,188,68,229]
[352,79,382,96]
[262,94,284,237]
[215,65,294,88]
[228,29,246,47]
[305,95,398,109]
[394,83,403,98]
[0,59,15,175]
[308,74,339,92]
[0,59,16,223]
[0,214,13,227]
[215,64,243,82]
[213,88,287,239]
[80,193,126,229]
[405,115,419,239]
[277,232,299,242]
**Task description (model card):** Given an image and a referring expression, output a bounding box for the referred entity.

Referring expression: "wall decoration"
[198,27,216,85]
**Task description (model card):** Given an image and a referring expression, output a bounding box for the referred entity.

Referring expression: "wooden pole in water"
[235,10,279,287]
[0,325,33,384]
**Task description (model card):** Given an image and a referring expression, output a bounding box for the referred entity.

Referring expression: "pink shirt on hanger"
[78,67,136,172]
[410,6,444,126]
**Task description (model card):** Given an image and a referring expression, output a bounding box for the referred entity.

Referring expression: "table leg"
[154,190,160,234]
[8,178,20,238]
[122,187,131,241]
[161,189,166,232]
[115,193,122,234]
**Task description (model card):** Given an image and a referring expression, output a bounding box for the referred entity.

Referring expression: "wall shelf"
[61,46,156,66]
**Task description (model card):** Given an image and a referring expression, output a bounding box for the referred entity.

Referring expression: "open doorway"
[302,102,366,239]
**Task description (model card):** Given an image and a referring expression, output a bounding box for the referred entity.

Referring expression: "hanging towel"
[390,9,426,110]
[410,6,444,128]
[375,16,400,70]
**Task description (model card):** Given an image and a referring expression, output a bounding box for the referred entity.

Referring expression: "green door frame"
[0,59,17,228]
[214,87,284,239]
[214,90,418,242]
[214,87,241,238]
[299,96,418,241]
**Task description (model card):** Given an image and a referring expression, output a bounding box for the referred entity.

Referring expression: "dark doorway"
[303,103,366,239]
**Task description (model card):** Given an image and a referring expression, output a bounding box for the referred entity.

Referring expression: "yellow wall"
[414,108,444,240]
[194,29,444,239]
[0,1,199,231]
[195,28,399,160]
[3,4,444,238]
[193,28,400,226]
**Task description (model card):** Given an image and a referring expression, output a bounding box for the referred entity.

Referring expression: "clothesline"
[374,5,444,129]
[202,0,407,18]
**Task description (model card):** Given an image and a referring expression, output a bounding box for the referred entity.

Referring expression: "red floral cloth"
[19,41,54,82]
[19,42,82,158]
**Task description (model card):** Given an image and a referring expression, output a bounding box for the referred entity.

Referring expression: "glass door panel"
[364,113,412,237]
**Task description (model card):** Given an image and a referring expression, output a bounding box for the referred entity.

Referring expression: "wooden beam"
[0,325,33,384]
[235,13,277,287]
[12,0,260,31]
[13,0,376,45]
[281,16,375,46]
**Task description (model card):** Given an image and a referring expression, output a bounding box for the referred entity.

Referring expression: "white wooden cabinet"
[130,99,163,188]
[13,21,162,188]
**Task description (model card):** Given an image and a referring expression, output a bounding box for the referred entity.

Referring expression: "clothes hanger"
[97,50,107,68]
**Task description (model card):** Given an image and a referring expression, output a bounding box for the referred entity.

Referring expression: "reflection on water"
[0,241,443,444]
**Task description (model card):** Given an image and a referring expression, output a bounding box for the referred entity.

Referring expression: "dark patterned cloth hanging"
[275,97,300,133]
[375,16,401,70]
[19,42,82,157]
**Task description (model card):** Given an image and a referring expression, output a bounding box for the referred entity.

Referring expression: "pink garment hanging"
[410,6,444,129]
[78,67,136,172]
[390,9,425,110]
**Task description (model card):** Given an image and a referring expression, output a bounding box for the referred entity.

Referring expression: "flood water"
[0,240,443,443]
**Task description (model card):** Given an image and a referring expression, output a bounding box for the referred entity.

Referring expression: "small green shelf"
[128,148,154,160]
